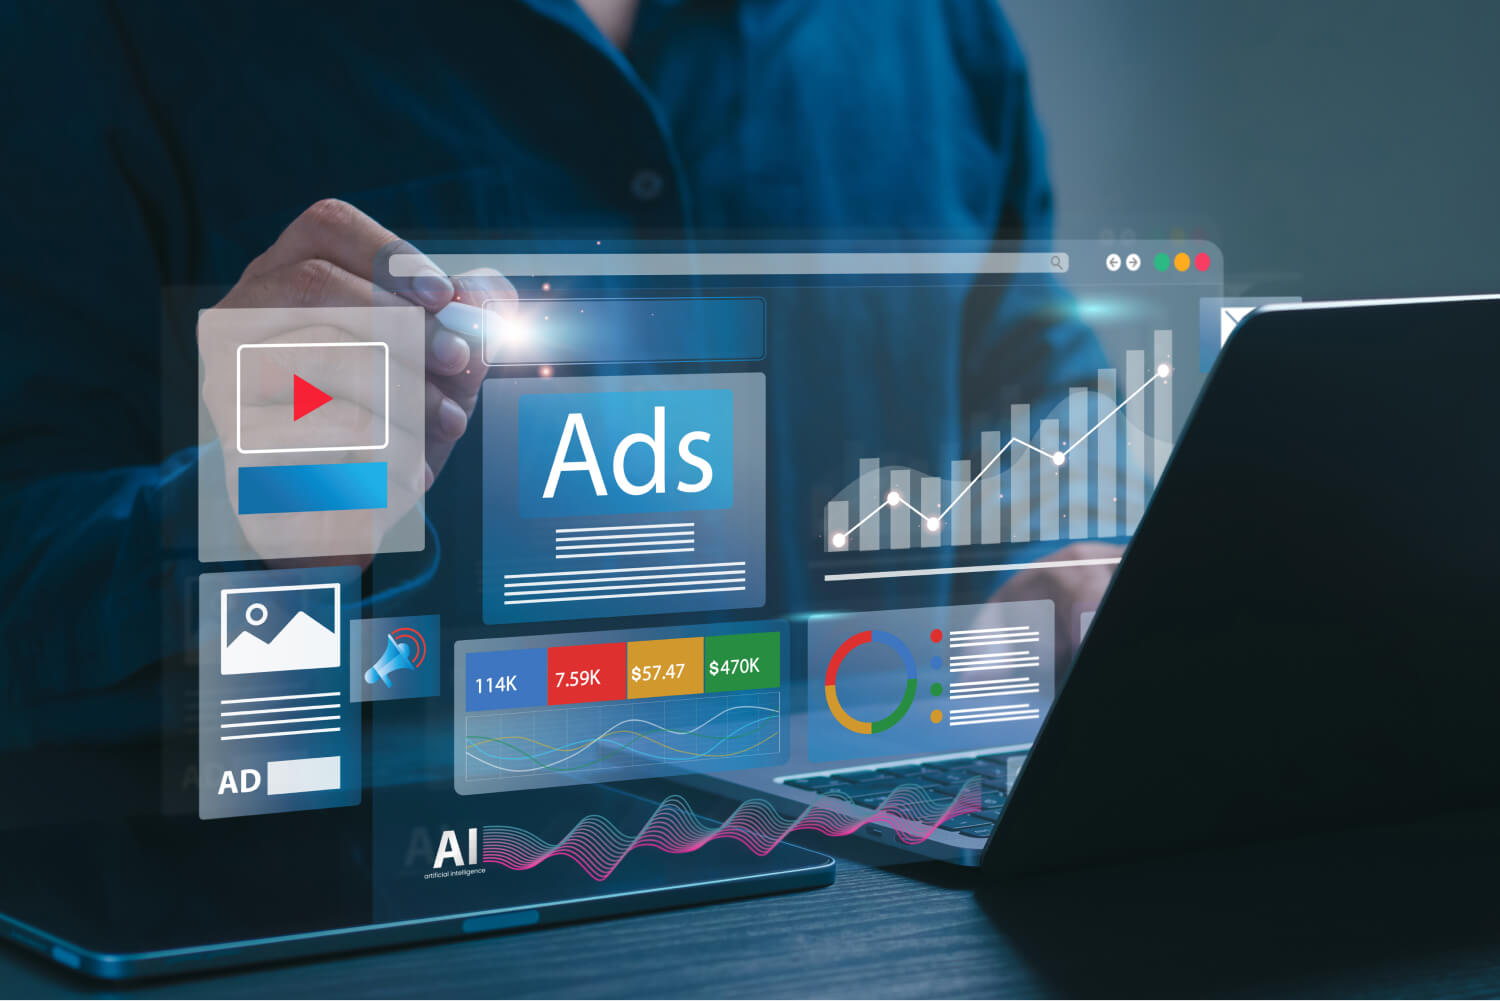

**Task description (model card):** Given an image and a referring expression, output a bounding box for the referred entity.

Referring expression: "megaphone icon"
[364,627,426,688]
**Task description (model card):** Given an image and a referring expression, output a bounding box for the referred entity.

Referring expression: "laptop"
[983,294,1500,876]
[707,295,1500,869]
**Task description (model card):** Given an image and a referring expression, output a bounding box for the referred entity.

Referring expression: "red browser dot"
[1194,252,1212,271]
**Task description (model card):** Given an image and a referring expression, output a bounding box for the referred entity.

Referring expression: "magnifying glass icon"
[1049,255,1063,271]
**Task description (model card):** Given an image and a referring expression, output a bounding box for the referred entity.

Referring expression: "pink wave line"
[479,778,986,882]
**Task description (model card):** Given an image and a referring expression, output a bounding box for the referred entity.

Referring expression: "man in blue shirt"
[0,0,1109,743]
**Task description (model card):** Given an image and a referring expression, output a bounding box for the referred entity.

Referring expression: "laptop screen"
[1,240,1219,953]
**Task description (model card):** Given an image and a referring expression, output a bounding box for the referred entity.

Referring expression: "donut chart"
[808,602,1055,761]
[824,629,918,734]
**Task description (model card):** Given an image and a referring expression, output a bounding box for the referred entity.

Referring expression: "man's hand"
[198,198,512,562]
[992,541,1124,675]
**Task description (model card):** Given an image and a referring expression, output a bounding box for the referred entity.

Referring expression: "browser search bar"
[388,251,1068,277]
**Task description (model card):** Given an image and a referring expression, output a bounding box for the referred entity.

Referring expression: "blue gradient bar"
[239,462,388,514]
[482,297,764,366]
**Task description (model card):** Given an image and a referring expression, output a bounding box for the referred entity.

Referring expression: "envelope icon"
[1220,306,1256,346]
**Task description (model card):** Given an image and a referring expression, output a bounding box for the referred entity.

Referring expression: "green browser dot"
[1153,251,1170,272]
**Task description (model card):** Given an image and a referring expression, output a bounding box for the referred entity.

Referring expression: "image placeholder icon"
[220,582,341,675]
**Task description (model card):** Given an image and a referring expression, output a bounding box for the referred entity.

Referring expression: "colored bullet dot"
[930,682,943,696]
[930,709,943,724]
[1195,252,1212,271]
[1174,252,1191,272]
[930,629,943,643]
[1153,251,1170,272]
[930,656,943,670]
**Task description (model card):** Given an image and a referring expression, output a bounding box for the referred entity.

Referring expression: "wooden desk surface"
[8,813,1500,998]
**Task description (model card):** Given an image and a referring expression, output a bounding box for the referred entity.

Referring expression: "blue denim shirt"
[0,0,1101,741]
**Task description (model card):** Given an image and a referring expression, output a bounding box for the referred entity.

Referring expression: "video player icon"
[292,374,333,422]
[233,341,392,516]
[236,341,389,454]
[198,305,428,562]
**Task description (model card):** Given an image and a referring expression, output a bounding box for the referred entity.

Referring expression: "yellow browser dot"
[1173,252,1191,272]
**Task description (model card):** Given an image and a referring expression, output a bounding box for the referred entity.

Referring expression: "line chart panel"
[454,620,790,794]
[463,691,782,785]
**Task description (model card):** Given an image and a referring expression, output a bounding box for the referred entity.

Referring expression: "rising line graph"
[831,363,1169,548]
[824,331,1176,556]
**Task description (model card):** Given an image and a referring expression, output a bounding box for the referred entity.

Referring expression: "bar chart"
[824,331,1174,554]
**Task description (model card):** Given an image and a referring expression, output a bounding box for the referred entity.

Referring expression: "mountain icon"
[222,610,339,675]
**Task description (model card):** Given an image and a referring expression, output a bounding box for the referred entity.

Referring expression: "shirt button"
[630,168,665,202]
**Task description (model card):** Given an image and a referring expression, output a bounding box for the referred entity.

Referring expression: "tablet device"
[0,773,832,981]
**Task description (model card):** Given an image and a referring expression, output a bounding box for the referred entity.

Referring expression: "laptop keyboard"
[778,753,1014,839]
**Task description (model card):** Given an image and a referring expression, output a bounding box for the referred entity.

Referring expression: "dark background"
[5,1,1500,995]
[1009,0,1499,299]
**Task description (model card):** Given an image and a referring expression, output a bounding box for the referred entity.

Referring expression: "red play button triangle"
[292,374,333,421]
